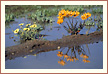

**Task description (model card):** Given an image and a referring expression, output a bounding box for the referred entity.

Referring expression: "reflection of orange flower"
[80,53,84,57]
[57,51,63,57]
[67,57,74,62]
[82,59,90,63]
[74,57,78,62]
[80,54,88,59]
[64,54,68,59]
[67,56,71,61]
[57,18,63,25]
[71,58,74,62]
[82,55,89,59]
[58,60,66,66]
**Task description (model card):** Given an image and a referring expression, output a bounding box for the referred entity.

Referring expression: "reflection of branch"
[86,44,90,55]
[5,30,103,61]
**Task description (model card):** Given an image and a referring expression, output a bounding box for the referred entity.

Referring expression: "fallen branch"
[5,30,103,60]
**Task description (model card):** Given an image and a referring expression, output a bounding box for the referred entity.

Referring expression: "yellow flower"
[19,23,24,26]
[30,24,37,28]
[23,28,30,31]
[13,28,19,34]
[57,18,63,25]
[26,24,31,27]
[73,11,80,17]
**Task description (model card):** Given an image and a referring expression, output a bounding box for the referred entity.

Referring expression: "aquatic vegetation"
[12,22,44,42]
[28,9,54,23]
[92,8,103,14]
[5,14,15,23]
[57,9,91,35]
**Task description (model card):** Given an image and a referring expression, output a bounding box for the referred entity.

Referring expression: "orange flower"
[57,18,63,25]
[86,12,91,18]
[73,11,80,17]
[81,12,91,20]
[81,14,87,20]
[58,9,66,17]
[65,10,71,17]
[57,15,64,19]
[69,11,74,17]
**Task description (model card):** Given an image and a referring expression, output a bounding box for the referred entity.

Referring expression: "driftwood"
[5,30,103,61]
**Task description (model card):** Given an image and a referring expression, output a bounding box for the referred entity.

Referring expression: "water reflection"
[57,45,91,66]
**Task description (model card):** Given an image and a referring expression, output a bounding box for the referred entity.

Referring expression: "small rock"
[57,46,60,50]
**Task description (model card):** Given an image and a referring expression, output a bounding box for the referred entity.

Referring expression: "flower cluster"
[57,9,80,25]
[12,23,43,42]
[13,23,39,34]
[57,51,78,66]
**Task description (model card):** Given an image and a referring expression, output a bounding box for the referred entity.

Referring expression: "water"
[5,8,103,69]
[5,42,103,69]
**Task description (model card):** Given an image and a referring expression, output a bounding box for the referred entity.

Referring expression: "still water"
[5,11,103,69]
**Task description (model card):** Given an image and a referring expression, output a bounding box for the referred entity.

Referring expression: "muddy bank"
[5,30,103,60]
